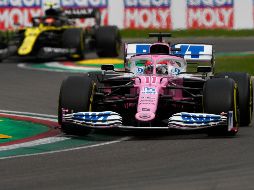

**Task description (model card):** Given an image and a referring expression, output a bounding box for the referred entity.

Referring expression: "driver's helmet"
[144,60,153,74]
[44,17,55,26]
[156,63,168,75]
[45,7,62,17]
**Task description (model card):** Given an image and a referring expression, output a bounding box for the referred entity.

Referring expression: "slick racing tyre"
[62,28,84,61]
[95,26,121,57]
[203,78,239,136]
[216,72,253,126]
[58,75,96,135]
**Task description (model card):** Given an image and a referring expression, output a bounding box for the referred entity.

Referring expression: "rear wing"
[124,43,214,64]
[172,44,214,64]
[124,43,151,61]
[43,2,101,24]
[64,8,101,25]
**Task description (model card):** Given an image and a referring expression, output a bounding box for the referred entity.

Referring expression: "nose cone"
[135,111,155,122]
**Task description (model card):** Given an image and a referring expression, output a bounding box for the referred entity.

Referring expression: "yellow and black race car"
[0,4,121,61]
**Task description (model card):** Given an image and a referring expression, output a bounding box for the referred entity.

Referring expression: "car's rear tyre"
[95,26,121,57]
[203,78,239,136]
[62,28,84,61]
[216,72,253,126]
[58,75,95,135]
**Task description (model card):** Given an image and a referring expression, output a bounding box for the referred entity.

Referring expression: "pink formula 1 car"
[58,33,253,136]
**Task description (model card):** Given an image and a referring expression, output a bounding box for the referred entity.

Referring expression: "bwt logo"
[188,0,233,7]
[73,112,110,123]
[124,0,170,7]
[181,113,220,124]
[175,45,204,58]
[143,87,156,94]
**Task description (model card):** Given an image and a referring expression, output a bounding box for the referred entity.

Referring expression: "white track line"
[0,109,57,119]
[18,63,79,73]
[0,109,131,160]
[0,137,130,160]
[18,63,97,73]
[0,137,69,151]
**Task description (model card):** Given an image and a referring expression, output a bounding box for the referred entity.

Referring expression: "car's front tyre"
[58,75,95,135]
[203,78,239,136]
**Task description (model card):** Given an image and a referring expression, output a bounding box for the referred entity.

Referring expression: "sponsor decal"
[142,87,156,94]
[43,47,76,54]
[136,67,144,74]
[140,96,155,101]
[227,110,233,131]
[171,67,180,75]
[181,113,221,124]
[73,112,111,123]
[174,45,205,58]
[124,0,171,29]
[187,0,234,29]
[64,8,93,16]
[140,113,151,119]
[136,44,150,54]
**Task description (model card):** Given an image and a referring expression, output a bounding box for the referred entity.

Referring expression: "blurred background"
[0,0,253,30]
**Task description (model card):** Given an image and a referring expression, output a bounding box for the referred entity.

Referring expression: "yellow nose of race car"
[18,28,41,55]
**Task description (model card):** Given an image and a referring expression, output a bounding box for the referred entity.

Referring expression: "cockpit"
[129,56,186,76]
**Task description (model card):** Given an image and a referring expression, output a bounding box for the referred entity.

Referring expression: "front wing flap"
[62,111,233,131]
[63,111,122,128]
[168,112,233,131]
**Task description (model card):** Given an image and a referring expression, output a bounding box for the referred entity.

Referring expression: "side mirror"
[197,66,212,73]
[101,64,114,71]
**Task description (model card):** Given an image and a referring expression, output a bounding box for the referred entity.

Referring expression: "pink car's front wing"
[62,110,236,132]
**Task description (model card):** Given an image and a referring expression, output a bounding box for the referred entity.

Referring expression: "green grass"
[187,55,254,75]
[121,29,254,38]
[215,55,254,75]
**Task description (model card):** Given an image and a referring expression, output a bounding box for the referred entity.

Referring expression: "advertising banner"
[0,0,108,30]
[124,0,171,29]
[0,0,42,30]
[187,0,234,29]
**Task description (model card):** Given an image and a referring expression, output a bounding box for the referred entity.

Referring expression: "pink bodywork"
[132,54,185,122]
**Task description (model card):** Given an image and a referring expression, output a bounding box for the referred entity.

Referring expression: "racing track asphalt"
[0,38,254,190]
